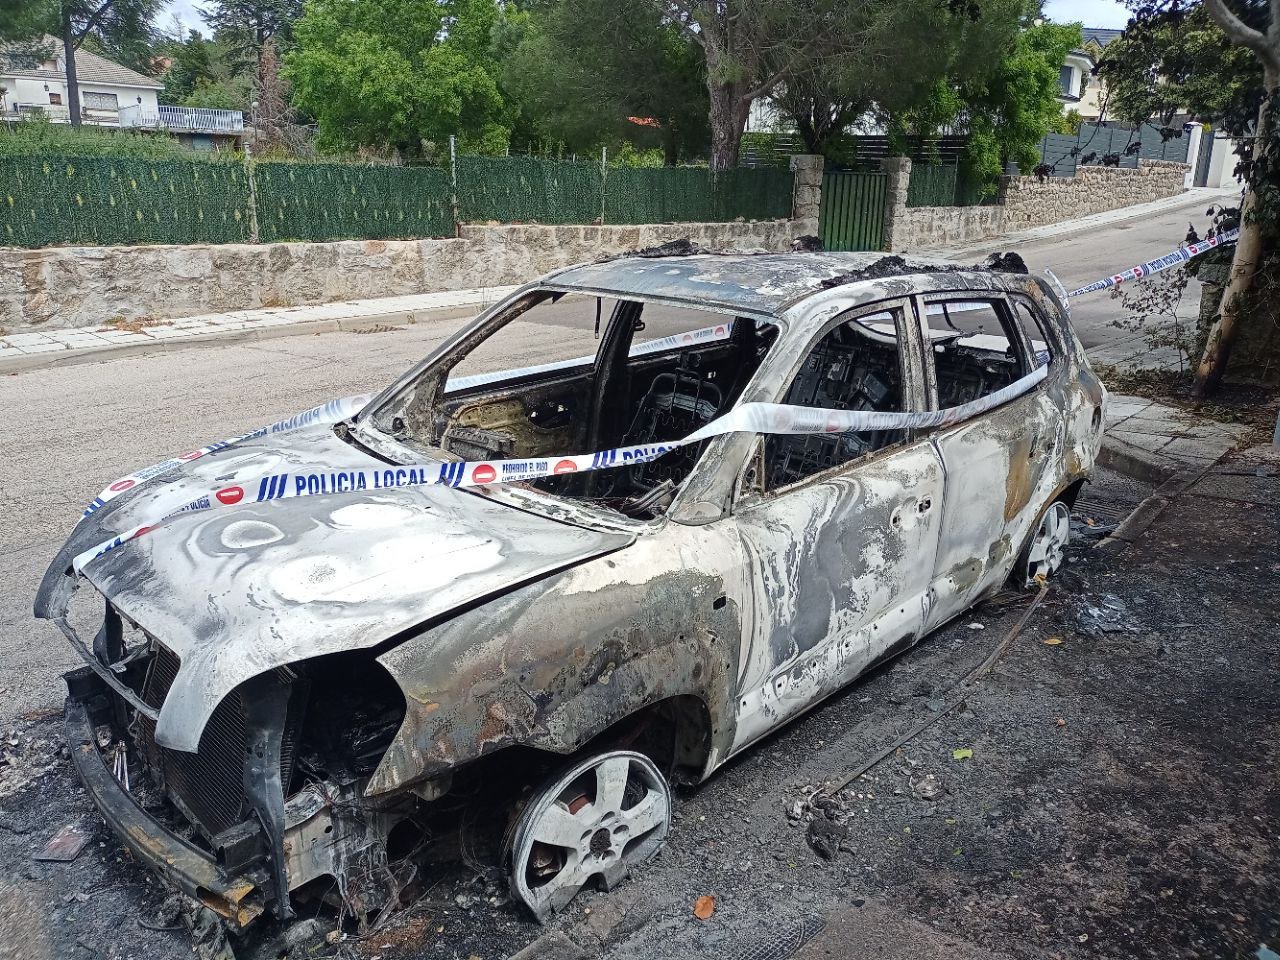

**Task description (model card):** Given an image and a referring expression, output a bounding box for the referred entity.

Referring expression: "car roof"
[542,252,975,316]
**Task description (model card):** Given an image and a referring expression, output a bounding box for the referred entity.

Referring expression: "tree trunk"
[707,75,751,171]
[61,11,81,127]
[662,123,678,167]
[1193,78,1276,397]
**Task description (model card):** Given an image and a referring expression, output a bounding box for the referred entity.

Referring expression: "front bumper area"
[64,666,266,929]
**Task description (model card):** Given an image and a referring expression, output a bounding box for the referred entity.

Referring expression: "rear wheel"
[509,750,671,922]
[1018,500,1071,587]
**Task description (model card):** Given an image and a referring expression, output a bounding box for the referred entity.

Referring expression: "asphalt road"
[944,188,1234,350]
[0,192,1225,722]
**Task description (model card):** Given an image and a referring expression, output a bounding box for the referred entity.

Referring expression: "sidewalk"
[1100,392,1254,482]
[0,286,516,374]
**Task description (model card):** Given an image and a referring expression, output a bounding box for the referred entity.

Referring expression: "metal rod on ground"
[823,580,1051,797]
[601,145,607,225]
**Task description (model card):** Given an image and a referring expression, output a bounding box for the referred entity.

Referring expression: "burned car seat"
[617,367,723,494]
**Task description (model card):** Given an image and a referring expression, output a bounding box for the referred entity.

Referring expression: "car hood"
[36,422,634,752]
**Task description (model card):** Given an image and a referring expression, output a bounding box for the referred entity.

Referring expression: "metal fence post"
[600,146,607,225]
[449,135,460,237]
[243,142,260,244]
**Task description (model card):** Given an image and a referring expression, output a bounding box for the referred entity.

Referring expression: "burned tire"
[509,750,671,922]
[1015,500,1072,587]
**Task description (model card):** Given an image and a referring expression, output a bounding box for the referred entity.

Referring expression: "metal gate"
[818,171,887,252]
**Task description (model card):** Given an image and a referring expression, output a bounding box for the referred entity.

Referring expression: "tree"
[956,19,1082,185]
[205,0,302,68]
[659,0,912,170]
[774,0,1026,160]
[48,0,163,125]
[1102,0,1277,395]
[284,0,509,156]
[159,28,218,103]
[1193,0,1277,394]
[501,0,709,163]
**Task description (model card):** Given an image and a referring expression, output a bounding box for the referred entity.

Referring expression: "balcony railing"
[118,104,245,134]
[10,103,119,126]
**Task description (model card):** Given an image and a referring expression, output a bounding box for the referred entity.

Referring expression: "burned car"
[36,251,1106,929]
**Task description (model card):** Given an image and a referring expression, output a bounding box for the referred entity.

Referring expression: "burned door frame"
[723,296,945,755]
[914,289,1067,628]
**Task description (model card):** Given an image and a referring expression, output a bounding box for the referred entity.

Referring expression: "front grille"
[135,645,300,840]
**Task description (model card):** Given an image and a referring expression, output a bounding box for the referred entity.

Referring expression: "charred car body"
[36,252,1106,927]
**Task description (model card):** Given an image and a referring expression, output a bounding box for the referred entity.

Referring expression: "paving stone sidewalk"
[1101,392,1253,481]
[0,286,516,372]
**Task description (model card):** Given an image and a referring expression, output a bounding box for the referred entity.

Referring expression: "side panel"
[370,523,750,795]
[926,387,1063,624]
[729,440,945,753]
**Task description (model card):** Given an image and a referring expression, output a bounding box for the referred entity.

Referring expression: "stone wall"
[900,204,1007,249]
[1,218,816,332]
[882,157,1189,252]
[1002,159,1189,232]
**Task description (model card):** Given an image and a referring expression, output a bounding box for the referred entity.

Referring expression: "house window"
[1059,65,1076,98]
[83,92,119,111]
[48,92,62,105]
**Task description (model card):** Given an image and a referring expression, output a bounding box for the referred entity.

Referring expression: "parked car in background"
[37,250,1106,929]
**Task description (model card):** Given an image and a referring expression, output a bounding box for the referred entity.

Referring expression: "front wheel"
[509,750,672,922]
[1017,500,1071,587]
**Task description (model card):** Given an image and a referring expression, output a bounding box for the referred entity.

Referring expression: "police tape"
[82,394,374,520]
[1067,228,1239,298]
[71,365,1047,574]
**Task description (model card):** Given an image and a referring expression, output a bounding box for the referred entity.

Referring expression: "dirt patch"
[102,317,173,335]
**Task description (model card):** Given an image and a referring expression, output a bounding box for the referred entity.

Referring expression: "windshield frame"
[346,283,782,529]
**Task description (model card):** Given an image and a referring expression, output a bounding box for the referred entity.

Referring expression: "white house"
[1,37,162,125]
[0,37,245,148]
[1058,27,1122,120]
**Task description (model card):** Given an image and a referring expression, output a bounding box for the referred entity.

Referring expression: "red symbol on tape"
[825,417,843,433]
[554,459,578,475]
[179,450,203,461]
[136,525,156,537]
[682,334,694,343]
[109,479,135,492]
[715,325,726,336]
[472,464,497,485]
[216,486,244,505]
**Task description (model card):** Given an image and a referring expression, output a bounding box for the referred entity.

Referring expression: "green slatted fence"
[818,171,887,252]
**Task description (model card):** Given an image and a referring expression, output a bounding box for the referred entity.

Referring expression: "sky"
[1043,0,1131,29]
[159,0,207,36]
[158,0,1134,37]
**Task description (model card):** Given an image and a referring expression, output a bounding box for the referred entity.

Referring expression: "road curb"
[1097,434,1179,485]
[1094,460,1220,556]
[0,304,479,375]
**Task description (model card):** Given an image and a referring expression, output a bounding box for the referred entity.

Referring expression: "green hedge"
[254,161,453,242]
[455,155,604,225]
[605,166,793,224]
[1,155,251,247]
[1,152,796,248]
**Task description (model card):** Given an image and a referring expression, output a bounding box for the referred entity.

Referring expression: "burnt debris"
[819,250,1029,290]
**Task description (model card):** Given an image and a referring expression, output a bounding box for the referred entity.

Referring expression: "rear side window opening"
[391,290,778,519]
[761,308,910,492]
[921,297,1033,407]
